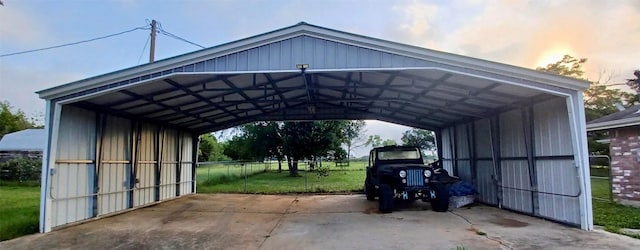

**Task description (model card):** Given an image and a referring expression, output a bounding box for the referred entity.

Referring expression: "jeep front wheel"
[365,177,376,201]
[379,184,394,213]
[430,183,449,212]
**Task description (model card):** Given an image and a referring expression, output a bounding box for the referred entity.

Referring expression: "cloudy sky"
[1,0,638,156]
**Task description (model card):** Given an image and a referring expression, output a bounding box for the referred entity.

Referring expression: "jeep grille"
[406,169,423,186]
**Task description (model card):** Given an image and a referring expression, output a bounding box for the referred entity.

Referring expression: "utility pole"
[149,19,157,63]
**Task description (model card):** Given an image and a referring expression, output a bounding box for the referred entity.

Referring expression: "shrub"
[0,158,41,182]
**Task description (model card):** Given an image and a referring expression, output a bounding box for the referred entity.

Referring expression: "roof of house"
[586,104,640,131]
[0,129,46,151]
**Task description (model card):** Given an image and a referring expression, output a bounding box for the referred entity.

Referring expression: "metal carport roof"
[37,22,589,133]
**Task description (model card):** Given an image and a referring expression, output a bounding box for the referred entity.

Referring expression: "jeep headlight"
[399,170,407,178]
[424,169,432,178]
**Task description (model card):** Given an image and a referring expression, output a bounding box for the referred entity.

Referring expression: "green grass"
[590,176,640,237]
[0,183,40,241]
[593,200,640,237]
[195,161,367,189]
[197,169,366,194]
[590,167,610,177]
[590,178,611,200]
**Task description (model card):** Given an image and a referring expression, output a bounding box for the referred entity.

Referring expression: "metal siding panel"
[536,159,581,225]
[441,127,454,173]
[237,50,248,71]
[226,53,237,71]
[52,106,95,227]
[534,98,573,156]
[324,40,336,69]
[476,160,497,205]
[313,38,325,68]
[247,48,259,71]
[501,160,532,213]
[500,109,527,157]
[268,42,282,70]
[455,124,469,158]
[457,160,472,181]
[184,35,433,71]
[180,134,193,195]
[347,45,359,68]
[280,39,292,69]
[134,123,156,207]
[302,36,313,65]
[474,119,492,158]
[258,45,270,69]
[160,129,177,200]
[335,42,347,68]
[98,115,130,215]
[533,97,580,225]
[291,36,303,67]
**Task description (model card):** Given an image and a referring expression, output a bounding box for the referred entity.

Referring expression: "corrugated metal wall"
[533,98,580,224]
[474,119,498,205]
[133,123,157,207]
[48,105,195,229]
[499,109,533,214]
[455,124,472,181]
[440,97,580,226]
[441,128,454,173]
[51,106,96,227]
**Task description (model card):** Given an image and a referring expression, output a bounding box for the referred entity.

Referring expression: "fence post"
[244,163,247,193]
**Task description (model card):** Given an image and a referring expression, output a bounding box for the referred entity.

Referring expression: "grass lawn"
[197,169,365,194]
[590,178,611,200]
[590,177,640,237]
[0,182,40,241]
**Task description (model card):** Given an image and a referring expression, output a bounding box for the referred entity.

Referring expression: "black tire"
[379,184,394,213]
[365,177,376,201]
[431,184,450,212]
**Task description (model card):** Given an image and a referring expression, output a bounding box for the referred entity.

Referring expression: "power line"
[0,26,150,58]
[136,33,151,64]
[156,23,205,49]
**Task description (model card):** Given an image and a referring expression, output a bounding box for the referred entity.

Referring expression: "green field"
[0,183,40,241]
[196,161,367,193]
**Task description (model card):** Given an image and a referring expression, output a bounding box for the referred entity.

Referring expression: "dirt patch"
[362,207,381,214]
[489,218,529,227]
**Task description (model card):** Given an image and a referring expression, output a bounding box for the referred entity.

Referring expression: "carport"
[36,22,592,233]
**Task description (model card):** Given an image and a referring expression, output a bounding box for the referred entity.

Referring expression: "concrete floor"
[1,194,639,250]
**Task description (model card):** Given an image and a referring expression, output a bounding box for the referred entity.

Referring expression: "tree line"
[199,120,435,177]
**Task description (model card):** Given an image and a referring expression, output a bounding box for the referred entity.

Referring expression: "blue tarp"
[448,181,477,196]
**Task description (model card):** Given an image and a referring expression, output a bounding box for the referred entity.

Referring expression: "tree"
[222,134,251,161]
[0,101,36,140]
[401,128,436,150]
[342,120,365,161]
[382,139,397,146]
[626,70,640,104]
[536,55,635,121]
[282,121,347,177]
[242,122,285,171]
[198,133,226,162]
[536,55,636,156]
[536,55,588,79]
[365,135,383,147]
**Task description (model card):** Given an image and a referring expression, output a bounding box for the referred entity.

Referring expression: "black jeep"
[364,145,454,213]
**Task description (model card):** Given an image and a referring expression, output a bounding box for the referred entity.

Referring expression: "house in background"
[0,128,45,162]
[587,104,640,207]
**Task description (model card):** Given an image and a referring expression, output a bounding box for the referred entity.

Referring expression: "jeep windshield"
[377,148,421,160]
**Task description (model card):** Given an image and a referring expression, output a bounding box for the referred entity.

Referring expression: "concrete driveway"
[1,194,638,250]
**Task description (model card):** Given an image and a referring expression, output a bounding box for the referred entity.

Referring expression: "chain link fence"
[589,155,612,202]
[195,160,367,193]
